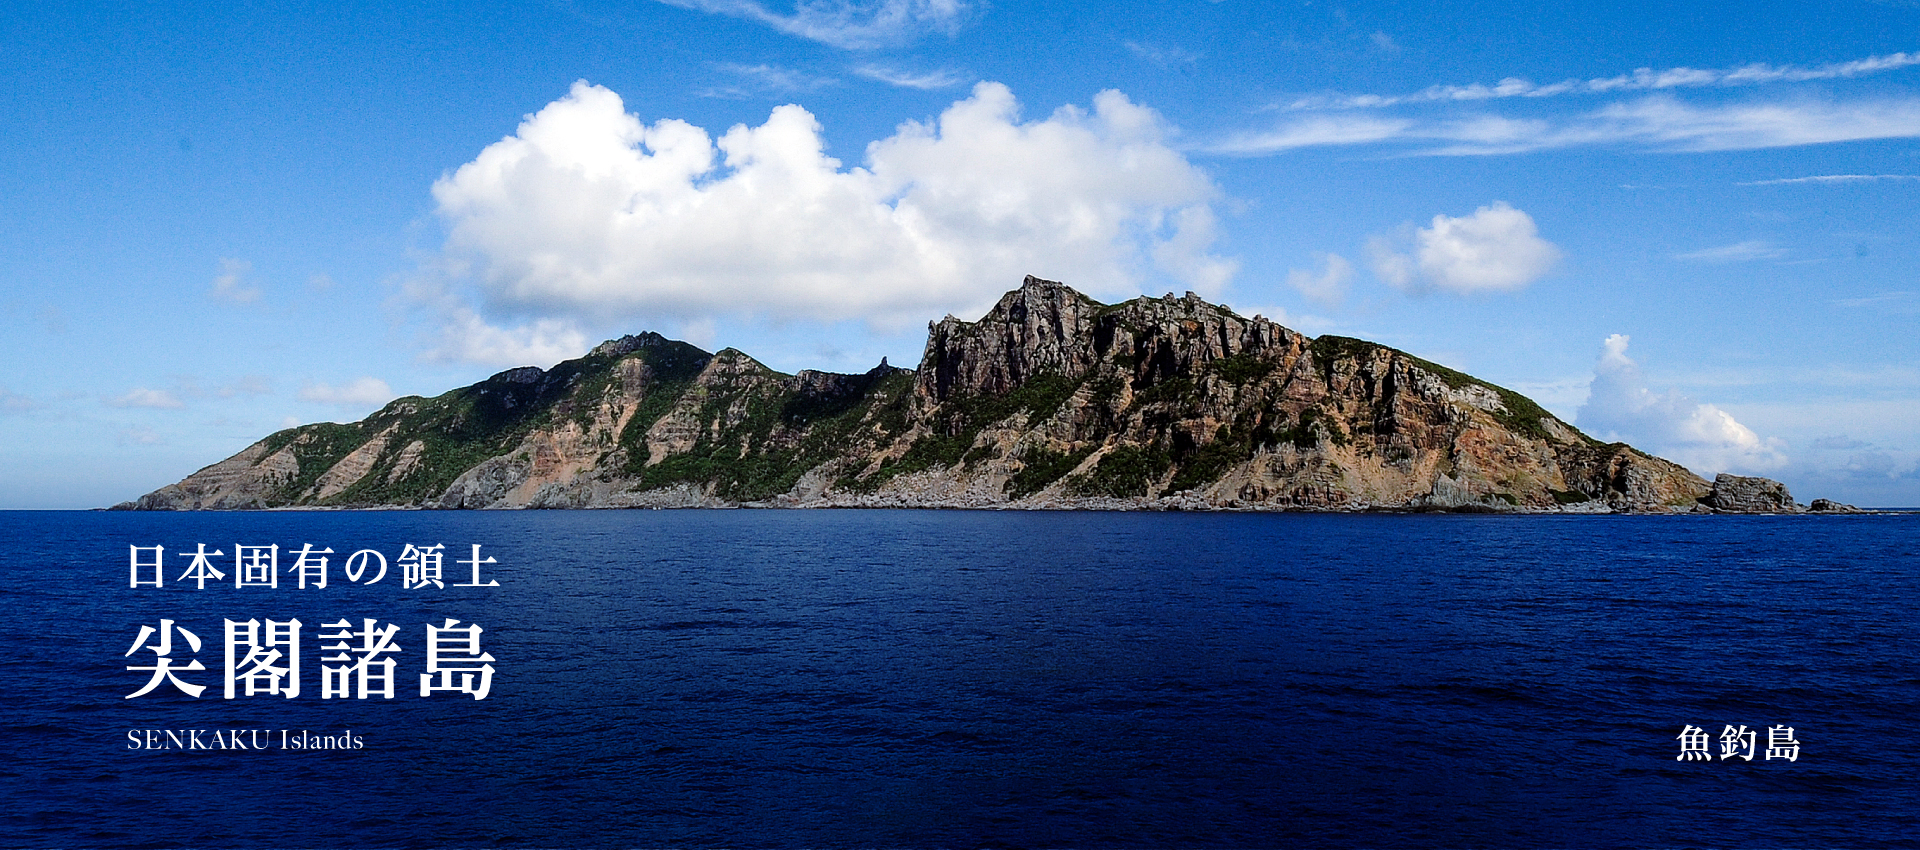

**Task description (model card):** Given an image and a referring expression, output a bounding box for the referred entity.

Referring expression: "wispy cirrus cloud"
[1215,95,1920,156]
[0,387,35,413]
[1585,96,1920,152]
[100,375,271,410]
[209,257,260,303]
[654,0,970,50]
[1674,240,1789,264]
[1675,240,1787,263]
[1222,49,1920,157]
[117,426,164,447]
[1211,115,1413,154]
[852,64,967,89]
[299,377,395,408]
[1834,290,1920,314]
[701,63,836,98]
[1282,50,1920,111]
[1739,173,1920,186]
[109,388,185,409]
[1124,40,1201,68]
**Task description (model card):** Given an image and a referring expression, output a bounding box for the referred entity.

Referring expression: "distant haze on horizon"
[4,1,1919,507]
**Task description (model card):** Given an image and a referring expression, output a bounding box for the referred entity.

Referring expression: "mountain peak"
[589,331,675,359]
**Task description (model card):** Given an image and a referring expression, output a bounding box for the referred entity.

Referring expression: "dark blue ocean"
[2,509,1916,848]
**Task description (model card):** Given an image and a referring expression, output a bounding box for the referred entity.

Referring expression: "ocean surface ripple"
[2,509,1915,847]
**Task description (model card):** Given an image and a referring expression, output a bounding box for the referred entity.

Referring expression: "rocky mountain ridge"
[121,276,1830,513]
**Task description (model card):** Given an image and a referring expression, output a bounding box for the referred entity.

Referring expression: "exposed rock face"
[1809,498,1861,513]
[922,279,1105,401]
[1704,473,1802,513]
[127,437,299,510]
[118,276,1809,513]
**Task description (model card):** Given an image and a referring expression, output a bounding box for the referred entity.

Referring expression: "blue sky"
[5,0,1919,508]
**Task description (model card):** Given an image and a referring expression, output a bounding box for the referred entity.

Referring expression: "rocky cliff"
[121,276,1810,513]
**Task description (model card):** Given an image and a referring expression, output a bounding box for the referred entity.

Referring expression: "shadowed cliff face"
[122,276,1800,513]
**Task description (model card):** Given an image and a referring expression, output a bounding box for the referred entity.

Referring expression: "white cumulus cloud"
[299,377,395,408]
[1366,201,1560,294]
[423,308,595,368]
[1576,334,1787,475]
[1286,253,1353,307]
[425,80,1233,362]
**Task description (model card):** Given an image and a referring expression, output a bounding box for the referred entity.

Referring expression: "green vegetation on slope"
[851,371,1083,493]
[639,363,917,501]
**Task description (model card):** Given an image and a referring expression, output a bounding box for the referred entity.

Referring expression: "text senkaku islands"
[121,543,500,702]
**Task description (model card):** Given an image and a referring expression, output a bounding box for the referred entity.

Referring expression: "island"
[119,276,1847,514]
